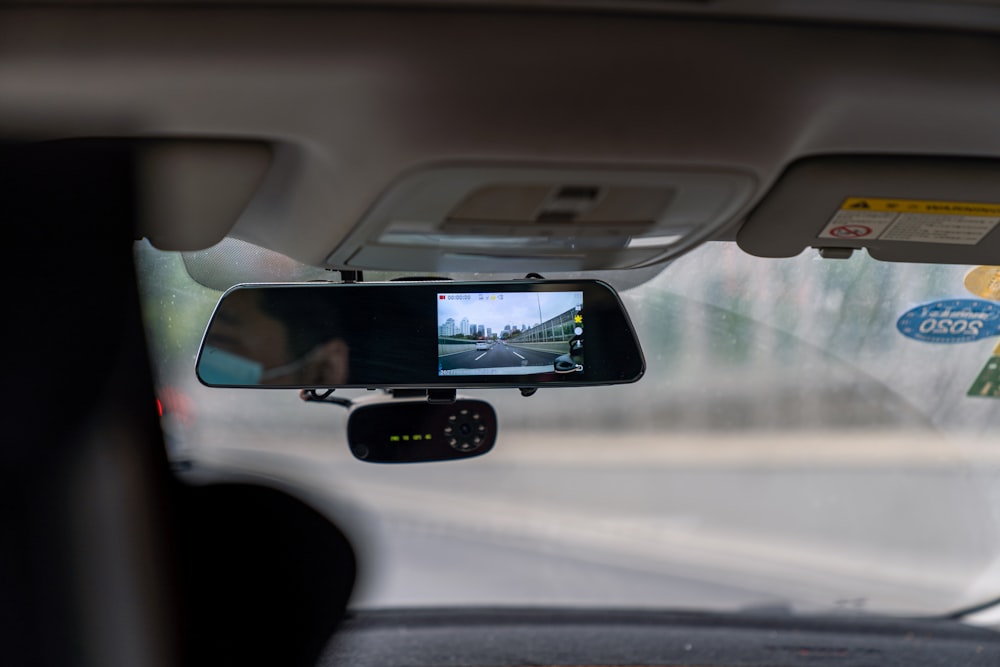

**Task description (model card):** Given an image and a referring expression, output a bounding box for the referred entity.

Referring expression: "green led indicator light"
[389,433,434,443]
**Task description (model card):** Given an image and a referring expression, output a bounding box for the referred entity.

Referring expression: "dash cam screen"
[437,291,584,376]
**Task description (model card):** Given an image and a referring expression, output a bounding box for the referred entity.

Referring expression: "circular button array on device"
[444,408,488,452]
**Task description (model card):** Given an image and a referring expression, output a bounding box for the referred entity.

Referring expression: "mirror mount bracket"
[519,387,538,397]
[385,388,424,399]
[426,388,457,404]
[381,388,456,403]
[302,387,459,408]
[339,269,363,283]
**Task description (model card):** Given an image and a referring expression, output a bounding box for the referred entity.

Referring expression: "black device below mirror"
[346,398,497,463]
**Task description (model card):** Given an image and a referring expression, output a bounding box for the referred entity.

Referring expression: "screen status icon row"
[439,293,506,301]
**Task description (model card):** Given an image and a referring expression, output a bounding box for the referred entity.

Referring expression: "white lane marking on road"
[474,352,488,361]
[512,351,526,360]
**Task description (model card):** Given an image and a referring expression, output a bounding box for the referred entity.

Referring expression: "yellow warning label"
[819,196,1000,245]
[841,197,1000,216]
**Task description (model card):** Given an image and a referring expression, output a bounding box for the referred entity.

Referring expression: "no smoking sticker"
[827,224,873,238]
[818,197,1000,245]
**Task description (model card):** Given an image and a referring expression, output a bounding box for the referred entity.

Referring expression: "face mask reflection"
[199,289,349,386]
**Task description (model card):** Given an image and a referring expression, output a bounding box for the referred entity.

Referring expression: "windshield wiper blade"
[944,595,1000,621]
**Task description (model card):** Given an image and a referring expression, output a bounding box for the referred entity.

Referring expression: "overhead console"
[738,155,1000,264]
[326,164,756,273]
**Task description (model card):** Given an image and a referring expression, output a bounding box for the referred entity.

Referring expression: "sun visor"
[136,139,272,251]
[738,156,1000,264]
[326,164,756,272]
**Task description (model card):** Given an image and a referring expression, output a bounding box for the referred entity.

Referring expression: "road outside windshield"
[136,239,1000,618]
[437,291,583,376]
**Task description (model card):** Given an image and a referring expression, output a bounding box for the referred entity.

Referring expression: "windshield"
[135,239,1000,617]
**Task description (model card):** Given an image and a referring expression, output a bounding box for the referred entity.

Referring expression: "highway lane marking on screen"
[512,351,526,360]
[475,352,488,361]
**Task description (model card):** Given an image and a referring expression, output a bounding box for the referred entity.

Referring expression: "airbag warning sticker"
[818,198,1000,245]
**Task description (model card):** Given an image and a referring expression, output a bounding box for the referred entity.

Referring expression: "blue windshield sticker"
[897,299,1000,343]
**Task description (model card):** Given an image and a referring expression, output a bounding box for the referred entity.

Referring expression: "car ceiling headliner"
[2,2,1000,268]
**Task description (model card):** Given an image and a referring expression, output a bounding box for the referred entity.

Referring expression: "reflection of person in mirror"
[205,288,349,386]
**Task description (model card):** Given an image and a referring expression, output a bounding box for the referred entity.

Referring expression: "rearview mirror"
[196,279,644,389]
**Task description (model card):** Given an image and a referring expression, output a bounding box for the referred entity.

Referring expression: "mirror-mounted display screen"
[437,289,584,377]
[197,279,644,389]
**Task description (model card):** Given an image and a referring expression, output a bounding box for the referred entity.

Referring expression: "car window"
[135,239,1000,616]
